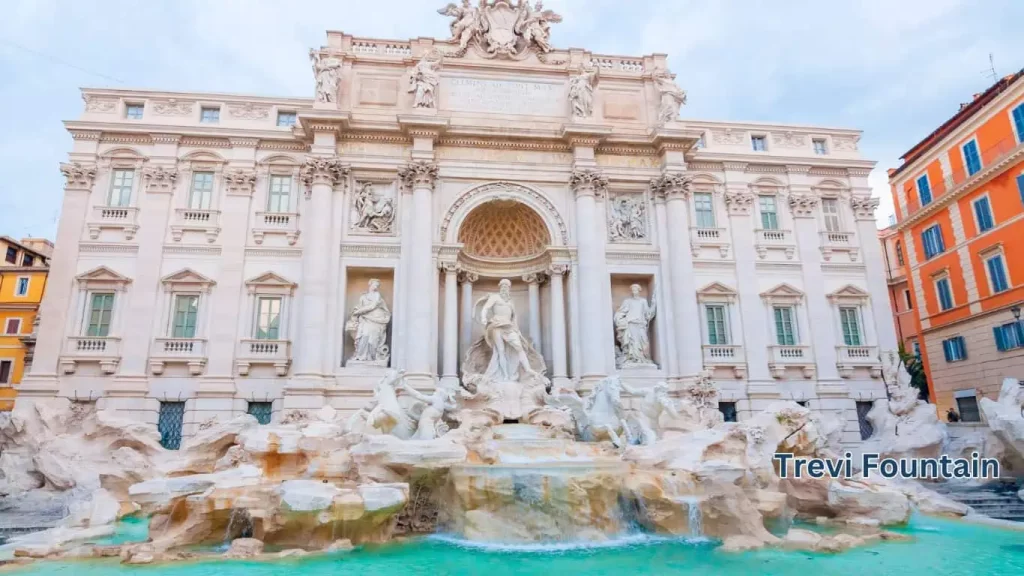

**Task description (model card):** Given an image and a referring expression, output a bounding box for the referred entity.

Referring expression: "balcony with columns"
[87,205,139,241]
[819,230,859,262]
[236,339,291,377]
[767,345,815,379]
[171,209,221,243]
[754,228,796,260]
[835,345,882,378]
[60,337,121,375]
[689,226,730,258]
[701,345,746,379]
[150,338,208,375]
[252,212,300,245]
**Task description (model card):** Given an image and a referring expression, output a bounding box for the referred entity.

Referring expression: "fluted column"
[547,264,570,388]
[20,163,98,397]
[651,195,679,378]
[652,172,702,377]
[398,161,439,386]
[294,157,348,379]
[459,271,478,368]
[570,169,610,383]
[441,262,460,387]
[523,273,543,349]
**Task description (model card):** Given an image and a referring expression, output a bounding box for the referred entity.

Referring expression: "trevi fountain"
[2,1,1023,574]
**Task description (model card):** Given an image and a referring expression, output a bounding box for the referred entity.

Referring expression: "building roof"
[0,236,52,265]
[892,68,1024,178]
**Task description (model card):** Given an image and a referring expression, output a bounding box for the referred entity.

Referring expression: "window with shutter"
[962,140,982,175]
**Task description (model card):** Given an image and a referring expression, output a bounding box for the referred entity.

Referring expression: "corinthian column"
[547,264,570,389]
[652,172,702,377]
[398,160,439,386]
[20,163,98,398]
[294,157,349,380]
[440,262,460,387]
[459,271,478,366]
[523,273,543,350]
[570,168,611,384]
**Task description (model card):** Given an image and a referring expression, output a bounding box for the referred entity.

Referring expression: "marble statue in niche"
[653,68,686,125]
[608,195,647,241]
[310,50,342,103]
[408,50,442,108]
[346,279,392,365]
[568,60,598,119]
[351,182,396,233]
[614,283,657,368]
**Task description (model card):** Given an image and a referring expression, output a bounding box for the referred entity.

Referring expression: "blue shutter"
[917,175,932,205]
[963,141,981,175]
[974,198,994,232]
[942,339,952,362]
[1013,104,1024,143]
[935,226,945,252]
[995,326,1007,351]
[1018,174,1024,206]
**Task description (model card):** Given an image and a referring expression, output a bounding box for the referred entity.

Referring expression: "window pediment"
[245,271,297,295]
[161,268,216,293]
[76,266,132,291]
[697,281,738,302]
[827,284,869,304]
[760,282,804,305]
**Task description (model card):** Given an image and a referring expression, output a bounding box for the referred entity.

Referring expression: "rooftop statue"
[438,0,562,58]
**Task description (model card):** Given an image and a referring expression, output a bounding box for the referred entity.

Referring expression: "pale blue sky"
[1,0,1022,239]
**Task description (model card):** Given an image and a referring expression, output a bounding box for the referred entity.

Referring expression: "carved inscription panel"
[441,77,566,117]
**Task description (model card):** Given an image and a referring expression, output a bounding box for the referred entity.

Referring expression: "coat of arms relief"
[438,0,562,60]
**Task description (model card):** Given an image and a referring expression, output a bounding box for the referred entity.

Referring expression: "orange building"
[888,69,1024,421]
[878,225,921,357]
[0,236,52,410]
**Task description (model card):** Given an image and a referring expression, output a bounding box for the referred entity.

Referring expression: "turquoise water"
[10,516,1023,576]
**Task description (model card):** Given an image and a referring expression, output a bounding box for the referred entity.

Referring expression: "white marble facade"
[20,5,895,448]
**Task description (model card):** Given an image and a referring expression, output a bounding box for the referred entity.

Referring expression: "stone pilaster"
[398,160,439,387]
[850,193,897,353]
[569,168,611,384]
[459,271,478,368]
[523,272,544,350]
[440,261,460,387]
[547,263,570,389]
[651,194,679,378]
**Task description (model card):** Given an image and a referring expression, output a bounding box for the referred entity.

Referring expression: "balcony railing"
[171,209,221,242]
[61,336,121,374]
[87,206,140,240]
[819,230,858,261]
[689,227,730,257]
[767,344,814,379]
[904,136,1023,217]
[236,338,292,376]
[150,338,208,375]
[836,345,881,378]
[253,212,300,245]
[702,344,746,378]
[754,228,796,259]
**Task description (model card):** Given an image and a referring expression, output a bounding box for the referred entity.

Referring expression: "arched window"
[895,240,905,266]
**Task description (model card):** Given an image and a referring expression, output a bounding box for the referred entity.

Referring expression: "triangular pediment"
[828,284,869,298]
[161,268,215,287]
[697,281,737,296]
[760,283,804,298]
[75,266,131,284]
[245,271,296,288]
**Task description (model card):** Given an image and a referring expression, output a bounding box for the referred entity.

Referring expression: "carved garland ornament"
[398,161,440,190]
[440,182,569,245]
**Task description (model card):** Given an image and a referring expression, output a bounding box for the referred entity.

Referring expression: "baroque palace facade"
[19,2,895,447]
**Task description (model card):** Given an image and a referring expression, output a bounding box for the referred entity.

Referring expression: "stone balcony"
[701,344,747,378]
[754,228,796,260]
[236,339,291,376]
[835,345,882,378]
[689,227,730,258]
[767,345,815,379]
[60,336,121,374]
[252,212,300,245]
[819,231,859,262]
[170,209,221,243]
[87,206,139,241]
[149,338,208,375]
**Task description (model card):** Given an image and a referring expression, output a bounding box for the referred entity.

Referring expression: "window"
[694,133,706,149]
[942,336,967,362]
[962,140,982,176]
[248,402,273,425]
[277,111,297,127]
[158,401,185,450]
[759,196,779,230]
[22,254,34,267]
[813,139,828,155]
[935,277,954,311]
[705,304,729,345]
[839,307,862,346]
[86,292,115,337]
[916,175,932,205]
[955,393,981,423]
[921,225,945,259]
[718,402,737,423]
[189,171,215,210]
[1019,174,1024,206]
[855,401,874,440]
[255,296,282,340]
[5,318,21,335]
[895,240,904,266]
[171,295,199,338]
[904,289,913,310]
[125,103,144,119]
[694,193,715,228]
[15,277,29,297]
[822,198,841,232]
[108,169,134,207]
[0,360,11,384]
[994,321,1024,352]
[773,306,797,345]
[972,196,994,232]
[1013,103,1024,143]
[985,253,1010,293]
[200,107,220,123]
[267,175,291,213]
[911,340,921,358]
[751,135,767,151]
[4,247,15,264]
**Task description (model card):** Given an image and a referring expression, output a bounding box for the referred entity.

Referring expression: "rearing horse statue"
[551,376,634,448]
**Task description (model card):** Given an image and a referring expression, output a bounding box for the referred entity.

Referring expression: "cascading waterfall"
[224,508,254,546]
[676,496,703,539]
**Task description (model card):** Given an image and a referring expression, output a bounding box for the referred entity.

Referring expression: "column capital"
[787,193,820,218]
[547,263,570,276]
[650,171,693,201]
[300,156,349,190]
[398,160,439,191]
[60,162,97,190]
[850,195,880,221]
[142,165,179,194]
[569,168,609,199]
[223,169,257,197]
[522,272,546,284]
[458,270,478,283]
[439,260,461,274]
[724,190,755,216]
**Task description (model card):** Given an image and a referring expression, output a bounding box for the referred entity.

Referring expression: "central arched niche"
[457,200,551,260]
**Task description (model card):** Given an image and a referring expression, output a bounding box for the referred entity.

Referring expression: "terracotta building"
[878,225,921,357]
[0,236,52,410]
[887,69,1024,421]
